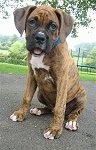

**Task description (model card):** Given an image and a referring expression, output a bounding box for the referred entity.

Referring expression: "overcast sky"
[0,3,96,49]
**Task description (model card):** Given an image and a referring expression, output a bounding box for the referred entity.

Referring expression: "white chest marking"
[30,54,49,72]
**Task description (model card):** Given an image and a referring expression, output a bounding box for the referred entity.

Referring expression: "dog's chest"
[30,55,54,84]
[30,54,49,72]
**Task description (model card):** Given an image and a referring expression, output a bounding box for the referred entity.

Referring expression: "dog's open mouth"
[32,48,44,56]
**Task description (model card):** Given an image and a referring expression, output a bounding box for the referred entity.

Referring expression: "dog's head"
[14,5,73,56]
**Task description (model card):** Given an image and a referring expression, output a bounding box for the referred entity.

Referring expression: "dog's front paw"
[10,110,26,122]
[44,126,63,140]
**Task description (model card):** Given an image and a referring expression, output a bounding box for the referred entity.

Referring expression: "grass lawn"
[79,71,96,81]
[0,62,96,81]
[0,62,28,75]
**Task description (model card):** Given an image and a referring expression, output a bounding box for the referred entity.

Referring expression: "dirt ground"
[0,74,96,150]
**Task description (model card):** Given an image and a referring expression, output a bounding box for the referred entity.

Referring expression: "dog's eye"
[28,19,36,27]
[48,23,57,31]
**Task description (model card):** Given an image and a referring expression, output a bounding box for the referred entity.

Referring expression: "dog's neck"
[52,38,61,48]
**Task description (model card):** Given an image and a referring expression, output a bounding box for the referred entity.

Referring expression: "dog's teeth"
[10,114,17,121]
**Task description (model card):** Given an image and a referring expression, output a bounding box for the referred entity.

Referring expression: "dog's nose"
[35,32,46,44]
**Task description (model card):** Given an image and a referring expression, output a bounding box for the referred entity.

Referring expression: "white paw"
[65,121,78,131]
[10,114,17,122]
[44,131,54,140]
[30,108,42,116]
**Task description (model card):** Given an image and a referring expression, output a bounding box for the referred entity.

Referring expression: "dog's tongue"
[34,48,42,55]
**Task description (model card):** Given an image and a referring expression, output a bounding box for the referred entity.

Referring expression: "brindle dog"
[10,5,87,140]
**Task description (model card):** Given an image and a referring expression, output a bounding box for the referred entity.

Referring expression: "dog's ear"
[55,9,74,43]
[13,6,36,36]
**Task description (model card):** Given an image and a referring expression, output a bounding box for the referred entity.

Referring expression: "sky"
[0,2,96,49]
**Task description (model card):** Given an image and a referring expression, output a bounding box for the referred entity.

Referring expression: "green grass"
[79,71,96,81]
[0,62,96,81]
[0,62,28,75]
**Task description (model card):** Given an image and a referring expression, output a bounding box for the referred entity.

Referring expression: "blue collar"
[52,38,61,48]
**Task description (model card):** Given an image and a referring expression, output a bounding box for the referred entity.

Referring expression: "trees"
[0,0,96,36]
[0,34,23,50]
[75,42,96,54]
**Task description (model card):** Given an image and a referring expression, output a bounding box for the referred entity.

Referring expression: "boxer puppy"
[10,5,87,139]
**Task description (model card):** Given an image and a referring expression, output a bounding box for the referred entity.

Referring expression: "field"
[79,71,96,81]
[0,62,28,75]
[0,62,96,81]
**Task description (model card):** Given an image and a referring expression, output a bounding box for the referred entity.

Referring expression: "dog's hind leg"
[65,87,87,131]
[30,107,52,115]
[30,91,53,115]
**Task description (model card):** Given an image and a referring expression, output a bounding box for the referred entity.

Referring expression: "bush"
[0,41,27,65]
[9,41,26,59]
[0,55,27,65]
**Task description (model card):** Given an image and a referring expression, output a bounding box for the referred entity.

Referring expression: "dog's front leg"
[10,57,37,122]
[44,69,68,139]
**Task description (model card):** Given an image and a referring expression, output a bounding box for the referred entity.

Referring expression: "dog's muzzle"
[26,30,61,56]
[26,31,49,56]
[34,32,46,55]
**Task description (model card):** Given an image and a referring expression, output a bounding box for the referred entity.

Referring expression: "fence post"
[77,48,80,66]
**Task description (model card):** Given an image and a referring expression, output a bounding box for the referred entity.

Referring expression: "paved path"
[0,74,96,150]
